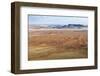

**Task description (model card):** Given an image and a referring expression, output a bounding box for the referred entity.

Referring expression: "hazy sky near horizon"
[29,15,88,26]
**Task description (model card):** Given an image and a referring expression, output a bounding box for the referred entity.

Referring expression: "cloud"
[29,15,88,26]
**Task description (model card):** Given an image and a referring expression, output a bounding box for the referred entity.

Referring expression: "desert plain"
[28,29,88,60]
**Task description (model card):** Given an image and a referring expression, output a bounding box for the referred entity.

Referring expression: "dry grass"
[28,29,88,60]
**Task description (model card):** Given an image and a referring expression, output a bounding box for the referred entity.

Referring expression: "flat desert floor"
[28,29,88,60]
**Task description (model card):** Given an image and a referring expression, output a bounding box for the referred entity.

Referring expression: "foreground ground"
[28,29,88,60]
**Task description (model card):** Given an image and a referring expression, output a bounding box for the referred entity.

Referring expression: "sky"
[28,15,88,26]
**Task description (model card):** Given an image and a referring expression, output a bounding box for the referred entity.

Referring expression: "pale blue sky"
[29,15,88,26]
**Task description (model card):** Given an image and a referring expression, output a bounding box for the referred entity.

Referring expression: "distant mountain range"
[29,24,88,29]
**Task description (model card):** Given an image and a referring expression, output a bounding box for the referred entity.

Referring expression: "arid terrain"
[28,29,88,60]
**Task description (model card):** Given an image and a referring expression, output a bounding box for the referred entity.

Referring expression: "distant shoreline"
[29,28,88,31]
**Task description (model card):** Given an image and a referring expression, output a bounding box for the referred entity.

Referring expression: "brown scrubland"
[28,29,88,60]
